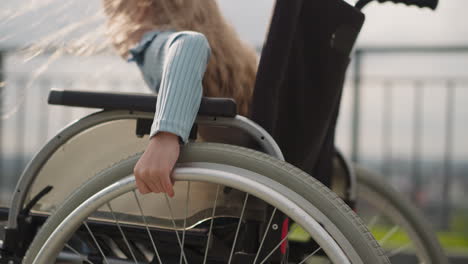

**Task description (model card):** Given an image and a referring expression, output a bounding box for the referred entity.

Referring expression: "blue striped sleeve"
[149,32,211,143]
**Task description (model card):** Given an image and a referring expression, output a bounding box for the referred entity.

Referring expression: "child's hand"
[134,132,180,197]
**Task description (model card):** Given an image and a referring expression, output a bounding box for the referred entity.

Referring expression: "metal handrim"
[33,163,362,264]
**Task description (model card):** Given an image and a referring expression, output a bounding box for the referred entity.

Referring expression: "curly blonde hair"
[101,0,258,116]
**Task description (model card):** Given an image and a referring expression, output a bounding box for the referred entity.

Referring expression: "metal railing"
[350,46,468,229]
[0,46,467,231]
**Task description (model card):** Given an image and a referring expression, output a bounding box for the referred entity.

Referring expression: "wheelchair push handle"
[356,0,438,10]
[377,0,438,9]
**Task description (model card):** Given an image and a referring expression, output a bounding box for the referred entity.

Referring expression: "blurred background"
[0,0,467,262]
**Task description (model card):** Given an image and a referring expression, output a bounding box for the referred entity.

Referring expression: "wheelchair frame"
[2,104,365,263]
[6,103,360,232]
[7,110,291,230]
[3,100,449,263]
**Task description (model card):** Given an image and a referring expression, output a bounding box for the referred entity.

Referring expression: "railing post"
[382,81,393,178]
[412,81,423,205]
[0,49,4,173]
[0,49,4,84]
[441,81,455,230]
[351,49,362,163]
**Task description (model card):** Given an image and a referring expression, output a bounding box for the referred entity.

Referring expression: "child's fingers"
[136,178,151,194]
[147,176,163,193]
[170,172,176,185]
[161,174,175,197]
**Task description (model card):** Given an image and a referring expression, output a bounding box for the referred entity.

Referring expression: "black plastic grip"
[377,0,438,10]
[48,89,238,117]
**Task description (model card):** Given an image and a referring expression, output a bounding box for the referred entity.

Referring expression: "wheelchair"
[0,88,447,264]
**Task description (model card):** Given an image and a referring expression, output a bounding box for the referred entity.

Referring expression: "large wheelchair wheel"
[355,166,448,264]
[24,143,389,264]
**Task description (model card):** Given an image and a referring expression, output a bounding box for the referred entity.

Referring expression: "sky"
[1,0,468,48]
[220,0,468,47]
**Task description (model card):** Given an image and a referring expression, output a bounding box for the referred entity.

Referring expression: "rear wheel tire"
[355,165,448,264]
[24,143,389,264]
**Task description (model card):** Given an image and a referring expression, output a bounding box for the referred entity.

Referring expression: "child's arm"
[134,32,211,197]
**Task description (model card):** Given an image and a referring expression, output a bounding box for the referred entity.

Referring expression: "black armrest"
[48,89,237,117]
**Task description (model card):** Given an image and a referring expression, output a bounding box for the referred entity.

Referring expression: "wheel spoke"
[366,213,381,230]
[253,207,277,264]
[227,193,249,264]
[203,184,220,264]
[164,194,188,264]
[83,221,110,264]
[363,195,390,230]
[106,202,138,264]
[64,243,95,264]
[378,225,400,246]
[298,246,322,264]
[386,242,412,257]
[180,182,191,264]
[259,224,299,264]
[132,190,162,264]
